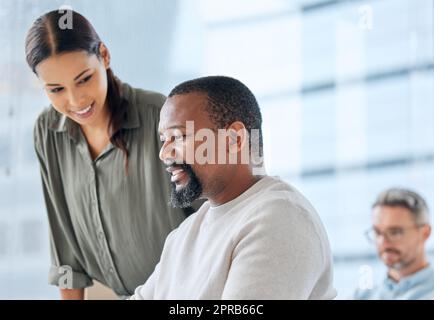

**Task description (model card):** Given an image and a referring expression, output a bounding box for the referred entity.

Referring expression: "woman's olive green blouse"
[33,82,186,296]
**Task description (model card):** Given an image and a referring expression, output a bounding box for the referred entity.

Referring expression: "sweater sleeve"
[130,262,160,300]
[129,226,180,299]
[222,200,327,299]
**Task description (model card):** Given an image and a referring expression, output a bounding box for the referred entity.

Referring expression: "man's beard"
[169,163,203,208]
[381,248,406,270]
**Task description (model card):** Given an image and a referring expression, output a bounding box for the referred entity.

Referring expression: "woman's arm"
[34,117,93,297]
[60,288,85,300]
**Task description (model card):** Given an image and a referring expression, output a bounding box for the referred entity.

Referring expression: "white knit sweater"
[131,176,336,299]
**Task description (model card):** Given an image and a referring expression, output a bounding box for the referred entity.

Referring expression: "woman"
[25,10,187,299]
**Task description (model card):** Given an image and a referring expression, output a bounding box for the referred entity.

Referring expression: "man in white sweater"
[131,76,336,299]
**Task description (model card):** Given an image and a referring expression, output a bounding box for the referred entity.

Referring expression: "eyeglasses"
[364,225,424,243]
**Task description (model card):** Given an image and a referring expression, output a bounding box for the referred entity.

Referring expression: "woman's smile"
[70,101,96,119]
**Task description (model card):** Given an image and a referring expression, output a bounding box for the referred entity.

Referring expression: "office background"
[0,0,433,299]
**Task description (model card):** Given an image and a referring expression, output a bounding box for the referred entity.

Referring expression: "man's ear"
[422,224,431,241]
[99,43,111,69]
[227,121,247,153]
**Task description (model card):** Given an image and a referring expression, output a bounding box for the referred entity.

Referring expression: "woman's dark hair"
[25,10,129,173]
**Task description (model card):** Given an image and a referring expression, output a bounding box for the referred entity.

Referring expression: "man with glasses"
[353,188,434,299]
